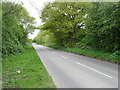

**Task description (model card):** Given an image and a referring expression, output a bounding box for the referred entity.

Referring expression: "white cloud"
[8,0,54,26]
[22,0,54,39]
[28,29,40,40]
[21,0,55,26]
[20,0,44,26]
[6,0,54,39]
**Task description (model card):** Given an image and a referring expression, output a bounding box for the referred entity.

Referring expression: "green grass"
[2,45,55,88]
[42,43,120,64]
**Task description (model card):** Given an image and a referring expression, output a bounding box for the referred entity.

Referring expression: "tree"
[2,1,35,56]
[40,2,90,47]
[34,30,55,44]
[84,2,120,52]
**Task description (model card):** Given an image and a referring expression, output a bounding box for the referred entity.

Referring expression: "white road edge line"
[62,56,68,59]
[76,62,112,78]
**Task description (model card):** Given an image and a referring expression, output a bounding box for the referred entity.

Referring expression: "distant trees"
[2,2,35,56]
[35,2,120,53]
[34,30,55,44]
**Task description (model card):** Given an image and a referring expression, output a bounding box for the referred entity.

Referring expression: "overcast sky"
[22,0,46,39]
[21,0,47,39]
[7,0,117,39]
[10,0,54,26]
[8,0,54,39]
[21,0,55,26]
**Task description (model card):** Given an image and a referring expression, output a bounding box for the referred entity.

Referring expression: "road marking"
[76,62,112,78]
[53,52,55,54]
[62,56,68,59]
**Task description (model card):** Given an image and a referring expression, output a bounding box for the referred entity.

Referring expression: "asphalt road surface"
[32,43,118,88]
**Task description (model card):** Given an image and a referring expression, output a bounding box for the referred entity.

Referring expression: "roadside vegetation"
[2,1,120,88]
[2,1,55,88]
[2,2,35,57]
[42,43,120,64]
[34,2,120,63]
[2,45,55,88]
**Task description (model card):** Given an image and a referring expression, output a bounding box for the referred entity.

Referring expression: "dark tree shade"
[2,2,35,56]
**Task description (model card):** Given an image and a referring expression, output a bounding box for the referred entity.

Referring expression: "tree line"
[34,2,120,53]
[2,2,35,57]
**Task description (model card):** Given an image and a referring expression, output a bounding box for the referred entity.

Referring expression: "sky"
[7,0,117,39]
[8,0,54,39]
[21,0,45,39]
[20,0,54,39]
[9,0,54,26]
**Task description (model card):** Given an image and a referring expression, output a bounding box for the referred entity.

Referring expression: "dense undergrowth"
[2,2,35,57]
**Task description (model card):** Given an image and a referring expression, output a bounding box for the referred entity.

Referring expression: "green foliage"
[3,45,55,88]
[2,2,35,57]
[84,2,120,52]
[113,50,120,56]
[43,44,120,63]
[37,2,120,54]
[0,3,2,57]
[34,30,55,44]
[40,2,90,47]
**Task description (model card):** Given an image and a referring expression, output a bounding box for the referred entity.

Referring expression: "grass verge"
[2,45,55,88]
[42,43,120,64]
